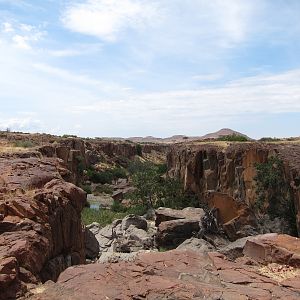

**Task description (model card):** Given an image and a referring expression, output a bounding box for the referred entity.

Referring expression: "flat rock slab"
[155,207,205,226]
[28,249,300,300]
[243,233,300,266]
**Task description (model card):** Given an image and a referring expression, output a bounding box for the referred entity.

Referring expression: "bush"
[130,161,198,209]
[136,144,143,156]
[13,140,35,148]
[93,184,114,195]
[259,137,281,142]
[217,134,248,142]
[86,167,127,184]
[111,201,147,215]
[255,156,297,235]
[81,185,92,194]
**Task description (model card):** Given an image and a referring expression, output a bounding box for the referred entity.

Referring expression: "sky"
[0,0,299,139]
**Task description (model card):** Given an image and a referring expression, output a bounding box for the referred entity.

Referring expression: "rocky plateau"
[0,131,299,299]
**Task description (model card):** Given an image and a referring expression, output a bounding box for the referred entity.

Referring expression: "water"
[89,202,100,210]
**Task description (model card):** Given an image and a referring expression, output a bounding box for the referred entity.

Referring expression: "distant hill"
[200,128,250,140]
[120,128,251,144]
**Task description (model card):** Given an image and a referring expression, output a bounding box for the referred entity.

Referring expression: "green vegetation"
[259,137,281,142]
[129,160,198,209]
[93,184,114,195]
[111,201,147,215]
[81,184,92,194]
[255,156,297,235]
[62,134,78,138]
[217,134,248,142]
[82,208,128,226]
[82,204,147,226]
[136,143,143,156]
[13,140,35,148]
[86,167,127,184]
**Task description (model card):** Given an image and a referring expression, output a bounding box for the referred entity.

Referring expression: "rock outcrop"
[0,155,86,299]
[29,234,300,300]
[167,142,300,236]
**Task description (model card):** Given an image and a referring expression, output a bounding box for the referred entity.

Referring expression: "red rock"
[28,249,300,300]
[0,155,86,299]
[243,233,300,266]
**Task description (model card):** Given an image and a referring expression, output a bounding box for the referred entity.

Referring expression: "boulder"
[176,237,215,253]
[156,219,200,248]
[219,236,252,259]
[243,233,300,266]
[155,207,205,226]
[121,215,148,231]
[84,227,100,259]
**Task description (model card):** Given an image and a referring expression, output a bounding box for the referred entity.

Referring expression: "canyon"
[0,131,300,299]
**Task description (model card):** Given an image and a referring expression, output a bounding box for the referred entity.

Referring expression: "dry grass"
[0,140,31,153]
[258,263,300,282]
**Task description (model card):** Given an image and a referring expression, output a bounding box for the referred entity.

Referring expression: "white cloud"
[62,0,159,41]
[72,69,300,120]
[192,74,223,81]
[2,22,14,33]
[1,21,44,50]
[0,116,42,131]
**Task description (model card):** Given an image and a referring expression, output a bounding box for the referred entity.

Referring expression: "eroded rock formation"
[167,143,300,236]
[29,233,300,300]
[0,155,86,299]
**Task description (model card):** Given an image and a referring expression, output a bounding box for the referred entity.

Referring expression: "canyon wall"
[167,143,300,238]
[0,154,87,299]
[0,135,168,299]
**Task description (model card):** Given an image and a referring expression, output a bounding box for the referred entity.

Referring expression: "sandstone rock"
[28,248,300,300]
[207,192,258,241]
[219,236,252,259]
[176,237,215,252]
[155,207,205,226]
[0,155,86,298]
[156,219,200,247]
[167,143,300,237]
[243,233,300,266]
[84,227,100,259]
[121,214,148,231]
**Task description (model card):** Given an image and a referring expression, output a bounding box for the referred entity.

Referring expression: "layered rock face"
[0,154,86,299]
[167,143,300,236]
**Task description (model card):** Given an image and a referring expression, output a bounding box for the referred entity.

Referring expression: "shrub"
[255,156,297,235]
[13,140,35,148]
[217,134,248,142]
[93,184,114,195]
[259,137,281,142]
[81,185,92,194]
[130,161,198,209]
[86,167,127,184]
[136,144,143,156]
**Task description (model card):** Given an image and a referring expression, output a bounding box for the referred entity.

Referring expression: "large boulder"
[155,207,205,226]
[156,219,200,248]
[176,237,215,253]
[121,215,148,231]
[84,227,100,260]
[243,233,300,266]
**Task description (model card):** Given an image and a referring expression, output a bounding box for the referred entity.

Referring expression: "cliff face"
[167,143,300,238]
[0,155,86,299]
[0,135,169,299]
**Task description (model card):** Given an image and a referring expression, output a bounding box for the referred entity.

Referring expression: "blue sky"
[0,0,299,138]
